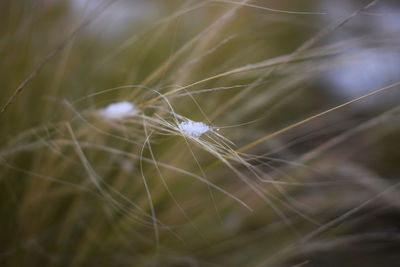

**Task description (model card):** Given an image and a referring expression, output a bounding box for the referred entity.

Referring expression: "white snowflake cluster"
[178,120,210,138]
[98,101,138,119]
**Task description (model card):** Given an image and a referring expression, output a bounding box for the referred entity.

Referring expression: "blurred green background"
[1,0,400,266]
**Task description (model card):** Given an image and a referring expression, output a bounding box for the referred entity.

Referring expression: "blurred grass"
[1,0,400,266]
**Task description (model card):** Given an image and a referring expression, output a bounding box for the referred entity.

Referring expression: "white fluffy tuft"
[99,101,138,119]
[178,120,210,138]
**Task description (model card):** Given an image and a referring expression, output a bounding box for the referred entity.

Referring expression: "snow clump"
[178,120,210,138]
[98,101,138,119]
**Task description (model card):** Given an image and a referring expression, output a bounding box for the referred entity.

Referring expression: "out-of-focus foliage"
[1,1,400,266]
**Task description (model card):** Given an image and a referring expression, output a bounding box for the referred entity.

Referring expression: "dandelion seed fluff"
[99,101,138,119]
[178,120,210,138]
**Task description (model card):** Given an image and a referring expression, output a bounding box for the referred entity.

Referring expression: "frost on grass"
[178,120,210,138]
[98,101,138,119]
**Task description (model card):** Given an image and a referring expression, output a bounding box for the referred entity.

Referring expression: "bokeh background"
[1,0,400,266]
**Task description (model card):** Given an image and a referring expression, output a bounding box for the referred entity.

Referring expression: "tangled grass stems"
[1,0,400,266]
